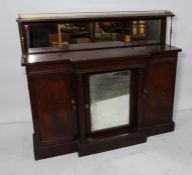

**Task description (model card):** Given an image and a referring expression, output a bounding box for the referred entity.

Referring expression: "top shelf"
[17,10,174,22]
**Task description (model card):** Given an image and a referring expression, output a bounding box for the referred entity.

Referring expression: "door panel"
[89,70,131,132]
[144,60,177,126]
[29,72,77,145]
[84,69,141,139]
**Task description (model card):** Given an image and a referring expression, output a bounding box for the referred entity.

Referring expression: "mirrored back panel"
[24,20,161,52]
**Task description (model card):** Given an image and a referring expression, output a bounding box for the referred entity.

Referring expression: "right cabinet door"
[143,57,177,134]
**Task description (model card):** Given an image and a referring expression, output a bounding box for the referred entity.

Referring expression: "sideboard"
[17,11,182,160]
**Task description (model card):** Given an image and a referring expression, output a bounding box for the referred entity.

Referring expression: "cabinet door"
[28,72,78,146]
[143,60,177,127]
[83,69,141,138]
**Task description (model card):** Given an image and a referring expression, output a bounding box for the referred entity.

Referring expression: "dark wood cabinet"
[17,11,181,160]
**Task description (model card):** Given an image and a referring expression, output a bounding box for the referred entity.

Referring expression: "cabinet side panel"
[28,72,77,146]
[144,59,177,126]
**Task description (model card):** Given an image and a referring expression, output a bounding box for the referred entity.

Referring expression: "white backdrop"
[0,0,191,123]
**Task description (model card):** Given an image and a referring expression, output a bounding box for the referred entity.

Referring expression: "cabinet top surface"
[18,10,174,22]
[23,45,181,65]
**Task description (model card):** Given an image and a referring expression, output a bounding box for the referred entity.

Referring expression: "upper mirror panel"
[24,20,161,52]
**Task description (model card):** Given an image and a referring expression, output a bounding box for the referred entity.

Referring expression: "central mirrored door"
[89,70,131,132]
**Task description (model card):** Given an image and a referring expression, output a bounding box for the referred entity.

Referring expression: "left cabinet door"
[27,65,78,159]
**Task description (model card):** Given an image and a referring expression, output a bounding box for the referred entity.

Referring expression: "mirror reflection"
[89,70,131,132]
[24,20,161,50]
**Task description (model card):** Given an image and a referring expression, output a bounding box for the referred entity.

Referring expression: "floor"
[0,110,192,175]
